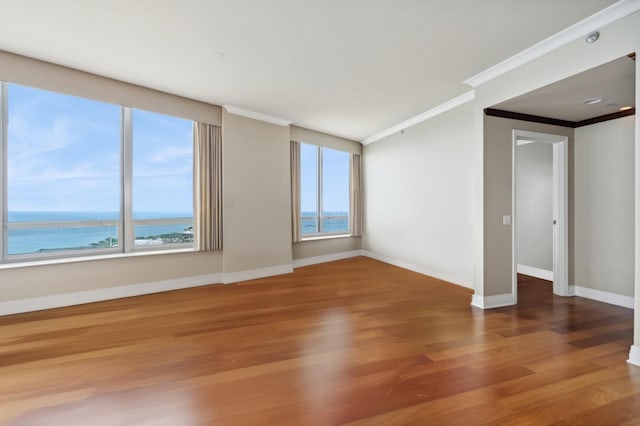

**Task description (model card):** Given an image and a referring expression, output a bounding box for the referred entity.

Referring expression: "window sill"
[300,234,353,242]
[0,248,195,270]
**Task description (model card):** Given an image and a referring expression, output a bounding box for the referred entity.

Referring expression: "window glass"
[321,148,350,234]
[2,83,197,260]
[134,223,193,247]
[7,226,119,255]
[299,143,350,236]
[300,143,318,235]
[6,84,121,254]
[132,109,193,220]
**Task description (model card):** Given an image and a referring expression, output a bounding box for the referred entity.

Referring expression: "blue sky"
[7,83,348,219]
[132,109,193,219]
[7,84,193,218]
[300,143,349,214]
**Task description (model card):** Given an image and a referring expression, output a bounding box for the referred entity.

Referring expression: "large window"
[300,143,350,236]
[131,109,194,248]
[1,82,194,262]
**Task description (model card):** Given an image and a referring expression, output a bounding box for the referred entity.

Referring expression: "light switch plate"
[502,215,512,225]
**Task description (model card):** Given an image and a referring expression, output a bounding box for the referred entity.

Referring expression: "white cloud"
[147,145,192,164]
[8,115,74,162]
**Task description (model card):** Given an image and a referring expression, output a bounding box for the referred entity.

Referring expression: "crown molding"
[224,105,291,126]
[485,107,635,128]
[464,0,640,88]
[361,90,475,145]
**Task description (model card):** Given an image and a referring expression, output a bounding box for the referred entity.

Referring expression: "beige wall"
[0,251,222,302]
[290,125,361,155]
[483,116,574,296]
[516,142,553,271]
[222,111,292,273]
[292,237,361,260]
[363,102,475,288]
[0,50,221,125]
[575,116,635,297]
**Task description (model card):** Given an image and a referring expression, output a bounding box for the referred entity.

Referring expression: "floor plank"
[0,258,637,425]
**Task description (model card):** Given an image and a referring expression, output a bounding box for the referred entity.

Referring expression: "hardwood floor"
[0,257,637,425]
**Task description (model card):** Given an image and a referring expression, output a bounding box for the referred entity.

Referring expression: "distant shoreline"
[36,231,194,253]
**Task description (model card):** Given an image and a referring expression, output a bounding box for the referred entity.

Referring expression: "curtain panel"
[290,141,302,242]
[194,123,222,251]
[350,153,362,237]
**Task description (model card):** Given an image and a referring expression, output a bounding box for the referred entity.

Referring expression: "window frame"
[125,108,195,253]
[300,143,351,239]
[0,82,195,263]
[1,83,6,260]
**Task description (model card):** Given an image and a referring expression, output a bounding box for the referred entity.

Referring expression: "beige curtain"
[350,153,362,237]
[291,141,302,242]
[194,123,222,251]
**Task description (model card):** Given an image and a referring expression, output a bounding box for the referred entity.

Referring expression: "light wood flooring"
[0,257,638,425]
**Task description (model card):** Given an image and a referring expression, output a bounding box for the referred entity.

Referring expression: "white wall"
[574,116,635,297]
[363,102,474,288]
[517,142,553,272]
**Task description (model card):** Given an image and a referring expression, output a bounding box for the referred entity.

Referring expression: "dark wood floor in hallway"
[0,257,638,425]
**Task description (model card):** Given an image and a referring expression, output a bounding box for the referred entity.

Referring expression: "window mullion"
[349,153,353,234]
[0,82,6,262]
[317,146,323,233]
[122,107,133,253]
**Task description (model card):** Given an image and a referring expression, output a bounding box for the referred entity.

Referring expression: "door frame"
[512,129,569,303]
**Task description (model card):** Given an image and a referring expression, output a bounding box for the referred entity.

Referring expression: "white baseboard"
[0,263,297,316]
[628,345,640,367]
[470,293,516,309]
[0,272,223,316]
[361,250,473,289]
[222,264,293,284]
[573,285,634,309]
[292,250,363,268]
[517,264,553,281]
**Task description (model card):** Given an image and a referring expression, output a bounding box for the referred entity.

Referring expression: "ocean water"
[7,211,193,255]
[301,211,349,235]
[8,211,192,222]
[5,211,347,255]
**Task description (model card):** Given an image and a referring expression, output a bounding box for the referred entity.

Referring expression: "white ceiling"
[493,55,635,121]
[0,0,621,141]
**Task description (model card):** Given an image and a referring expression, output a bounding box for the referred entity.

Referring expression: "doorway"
[512,130,569,303]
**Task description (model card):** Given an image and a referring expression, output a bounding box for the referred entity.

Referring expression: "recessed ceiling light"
[585,31,600,43]
[619,106,633,111]
[582,98,604,105]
